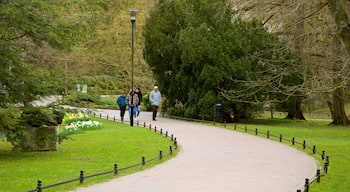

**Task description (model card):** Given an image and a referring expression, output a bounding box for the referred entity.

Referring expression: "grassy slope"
[0,117,177,192]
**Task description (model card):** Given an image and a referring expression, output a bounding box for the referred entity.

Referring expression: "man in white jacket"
[149,86,161,121]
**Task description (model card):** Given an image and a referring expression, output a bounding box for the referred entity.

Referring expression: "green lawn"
[0,117,177,192]
[222,118,350,192]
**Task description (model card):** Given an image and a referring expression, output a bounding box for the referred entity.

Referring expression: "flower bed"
[62,113,102,135]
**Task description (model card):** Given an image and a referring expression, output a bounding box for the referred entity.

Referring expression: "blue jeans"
[128,105,138,119]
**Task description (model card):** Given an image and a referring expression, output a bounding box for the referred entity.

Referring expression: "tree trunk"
[331,87,350,125]
[286,0,305,121]
[286,99,306,120]
[329,0,350,55]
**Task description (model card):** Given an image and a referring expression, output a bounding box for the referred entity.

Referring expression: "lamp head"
[129,8,137,22]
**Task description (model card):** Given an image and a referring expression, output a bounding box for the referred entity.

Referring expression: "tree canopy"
[0,0,103,137]
[143,0,305,121]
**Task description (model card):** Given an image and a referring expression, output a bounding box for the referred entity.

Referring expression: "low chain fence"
[232,123,329,192]
[168,115,329,192]
[27,111,178,192]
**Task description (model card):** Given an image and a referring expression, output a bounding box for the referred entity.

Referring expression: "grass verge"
[0,117,178,192]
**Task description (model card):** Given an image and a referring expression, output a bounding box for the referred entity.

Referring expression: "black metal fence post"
[79,170,84,184]
[304,178,309,192]
[142,156,145,165]
[279,134,283,142]
[313,145,316,154]
[114,163,118,176]
[36,179,42,192]
[317,169,321,183]
[321,150,325,160]
[159,150,163,159]
[324,161,329,174]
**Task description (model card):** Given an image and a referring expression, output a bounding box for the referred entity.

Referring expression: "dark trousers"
[152,105,158,120]
[120,106,126,119]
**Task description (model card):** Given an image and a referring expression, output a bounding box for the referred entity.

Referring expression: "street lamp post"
[129,8,137,126]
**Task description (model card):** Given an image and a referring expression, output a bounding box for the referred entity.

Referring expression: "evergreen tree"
[144,0,306,121]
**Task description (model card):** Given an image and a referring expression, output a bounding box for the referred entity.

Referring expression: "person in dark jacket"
[116,92,127,121]
[127,89,139,120]
[134,87,142,118]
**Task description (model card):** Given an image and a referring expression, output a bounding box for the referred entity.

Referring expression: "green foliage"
[144,0,305,121]
[19,107,64,128]
[74,75,123,95]
[67,92,102,106]
[142,94,152,111]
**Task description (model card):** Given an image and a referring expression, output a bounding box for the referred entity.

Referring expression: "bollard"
[292,137,295,145]
[113,116,115,121]
[142,156,145,165]
[99,113,102,118]
[165,131,168,138]
[245,126,247,133]
[160,128,163,135]
[114,163,118,175]
[317,169,321,183]
[144,122,146,127]
[36,179,42,192]
[155,126,157,132]
[149,124,152,130]
[279,134,283,142]
[304,178,309,192]
[267,131,270,139]
[171,134,174,141]
[107,114,109,120]
[234,123,237,130]
[137,121,139,126]
[80,170,84,184]
[159,150,163,159]
[255,128,258,135]
[303,140,306,149]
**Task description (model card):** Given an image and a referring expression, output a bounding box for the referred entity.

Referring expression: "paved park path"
[74,109,317,192]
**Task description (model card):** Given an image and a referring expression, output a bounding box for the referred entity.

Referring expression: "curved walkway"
[74,109,317,192]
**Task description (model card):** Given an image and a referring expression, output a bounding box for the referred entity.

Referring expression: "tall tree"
[0,0,101,135]
[144,0,305,121]
[235,0,350,124]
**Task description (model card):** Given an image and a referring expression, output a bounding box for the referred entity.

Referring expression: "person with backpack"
[116,92,127,121]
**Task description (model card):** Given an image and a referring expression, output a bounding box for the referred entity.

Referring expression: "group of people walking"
[116,86,161,122]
